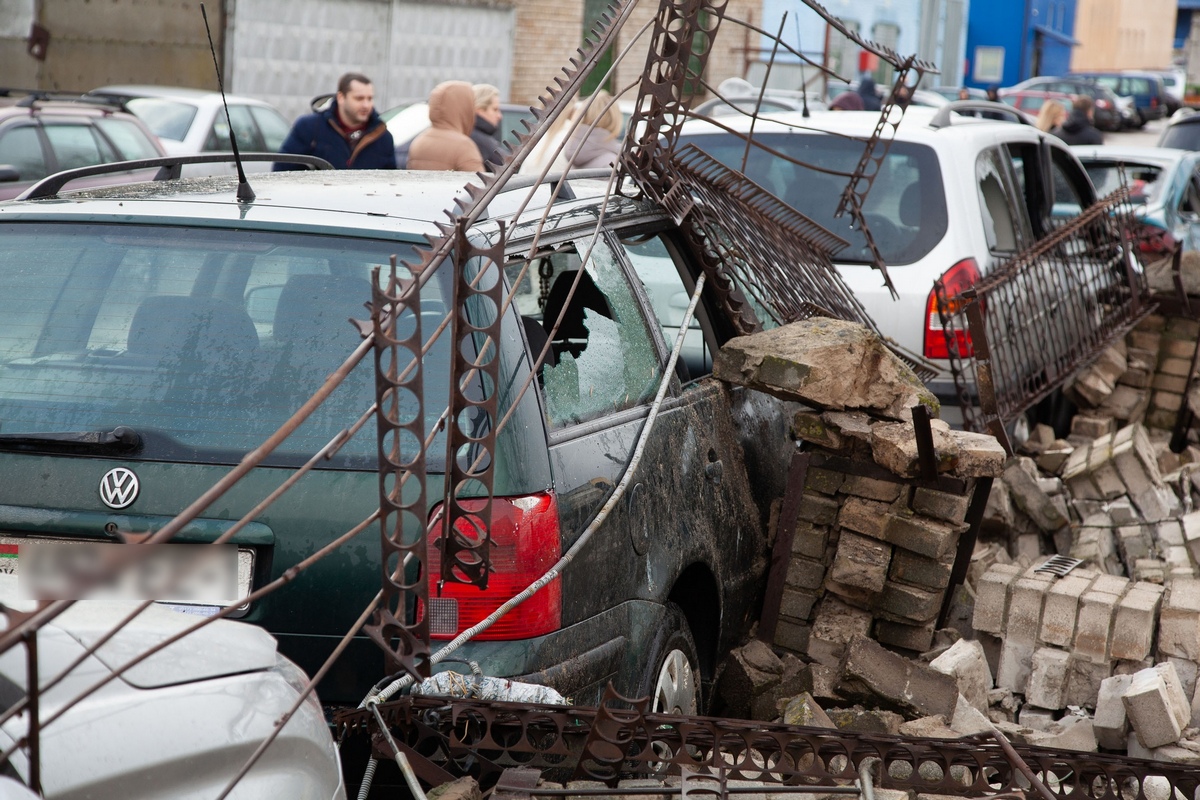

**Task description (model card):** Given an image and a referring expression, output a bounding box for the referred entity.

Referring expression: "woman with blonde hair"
[1036,99,1068,133]
[560,89,624,173]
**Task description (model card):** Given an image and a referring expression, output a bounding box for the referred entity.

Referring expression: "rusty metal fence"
[935,189,1152,444]
[337,691,1200,800]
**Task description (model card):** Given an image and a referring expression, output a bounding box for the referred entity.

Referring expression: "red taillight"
[1097,99,1112,110]
[924,258,981,360]
[421,492,562,641]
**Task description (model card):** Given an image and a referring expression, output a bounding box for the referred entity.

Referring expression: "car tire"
[638,602,700,715]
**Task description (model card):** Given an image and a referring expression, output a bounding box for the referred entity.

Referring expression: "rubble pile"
[710,314,1200,763]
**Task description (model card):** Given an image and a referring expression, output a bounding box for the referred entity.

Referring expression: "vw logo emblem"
[99,468,140,509]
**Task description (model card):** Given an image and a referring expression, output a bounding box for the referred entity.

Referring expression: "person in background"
[407,80,485,173]
[830,90,864,111]
[1052,95,1104,145]
[986,85,1001,103]
[857,76,882,111]
[275,72,395,170]
[471,84,505,170]
[1035,99,1068,134]
[559,89,623,174]
[957,87,971,100]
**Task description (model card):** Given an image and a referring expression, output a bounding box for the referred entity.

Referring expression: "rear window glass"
[124,98,198,142]
[1161,124,1200,151]
[680,131,948,265]
[95,117,161,160]
[1082,160,1165,205]
[0,223,451,469]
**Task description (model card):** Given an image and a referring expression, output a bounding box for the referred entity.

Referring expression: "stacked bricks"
[973,561,1171,709]
[770,411,1005,659]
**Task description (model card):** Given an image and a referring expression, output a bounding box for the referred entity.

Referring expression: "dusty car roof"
[678,106,1036,145]
[89,84,274,107]
[1069,145,1191,167]
[0,169,620,237]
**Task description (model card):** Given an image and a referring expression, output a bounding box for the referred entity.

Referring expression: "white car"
[86,86,292,175]
[0,602,345,799]
[678,104,1101,421]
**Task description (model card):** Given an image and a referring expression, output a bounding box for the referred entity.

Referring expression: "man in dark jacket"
[275,73,396,170]
[1052,95,1104,145]
[471,83,504,170]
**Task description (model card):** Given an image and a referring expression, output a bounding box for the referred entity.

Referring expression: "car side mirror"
[0,165,19,183]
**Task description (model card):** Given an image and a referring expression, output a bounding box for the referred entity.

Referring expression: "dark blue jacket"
[275,101,396,170]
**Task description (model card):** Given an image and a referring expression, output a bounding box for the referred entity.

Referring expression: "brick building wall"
[510,0,763,107]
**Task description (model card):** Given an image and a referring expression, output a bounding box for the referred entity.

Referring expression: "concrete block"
[772,619,810,655]
[996,637,1035,694]
[1018,706,1058,730]
[1168,656,1197,701]
[1008,575,1051,638]
[790,521,830,560]
[778,589,819,623]
[840,475,904,503]
[781,692,835,728]
[1134,559,1167,584]
[825,707,904,735]
[948,430,1007,478]
[828,532,892,593]
[982,479,1014,530]
[1159,578,1200,661]
[929,638,993,714]
[880,511,965,560]
[1094,673,1135,750]
[1039,573,1093,647]
[785,557,827,591]
[950,694,993,736]
[1064,655,1111,709]
[1124,667,1185,748]
[1027,647,1071,710]
[1110,586,1163,661]
[972,564,1022,635]
[797,494,840,526]
[873,620,936,652]
[793,411,846,450]
[811,595,873,647]
[804,465,847,495]
[878,582,942,624]
[1126,736,1200,765]
[837,497,890,540]
[1037,440,1074,475]
[1073,589,1123,663]
[1154,662,1192,731]
[836,634,958,719]
[912,487,971,523]
[1003,460,1069,532]
[1071,415,1116,439]
[889,547,954,591]
[872,419,958,477]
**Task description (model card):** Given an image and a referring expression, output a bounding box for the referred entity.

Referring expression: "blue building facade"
[964,0,1078,88]
[759,0,969,90]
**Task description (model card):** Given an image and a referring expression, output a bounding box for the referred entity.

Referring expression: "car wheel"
[639,603,700,715]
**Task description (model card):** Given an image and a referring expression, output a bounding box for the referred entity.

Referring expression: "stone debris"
[707,313,1200,763]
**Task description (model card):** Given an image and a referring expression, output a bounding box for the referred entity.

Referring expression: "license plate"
[0,536,253,614]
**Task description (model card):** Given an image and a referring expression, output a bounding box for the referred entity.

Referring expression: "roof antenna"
[794,15,809,118]
[201,2,254,203]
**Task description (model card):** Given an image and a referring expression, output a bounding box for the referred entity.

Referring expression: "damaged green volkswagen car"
[0,162,795,710]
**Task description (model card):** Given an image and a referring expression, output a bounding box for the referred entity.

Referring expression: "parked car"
[1158,107,1200,151]
[0,160,793,713]
[1000,89,1075,117]
[0,601,344,798]
[677,104,1100,419]
[1073,144,1200,261]
[0,92,165,199]
[1003,76,1124,131]
[1071,71,1167,127]
[383,100,535,167]
[692,94,826,118]
[1140,67,1187,115]
[85,85,292,175]
[826,80,947,109]
[922,86,988,102]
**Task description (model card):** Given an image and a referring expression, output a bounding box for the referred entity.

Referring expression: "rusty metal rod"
[989,728,1057,800]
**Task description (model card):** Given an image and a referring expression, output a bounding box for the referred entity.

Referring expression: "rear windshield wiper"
[0,426,142,452]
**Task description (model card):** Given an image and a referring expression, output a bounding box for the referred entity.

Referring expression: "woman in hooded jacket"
[559,90,623,174]
[407,81,485,172]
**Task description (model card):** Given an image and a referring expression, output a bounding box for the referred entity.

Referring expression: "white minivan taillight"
[924,258,981,360]
[422,492,562,641]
